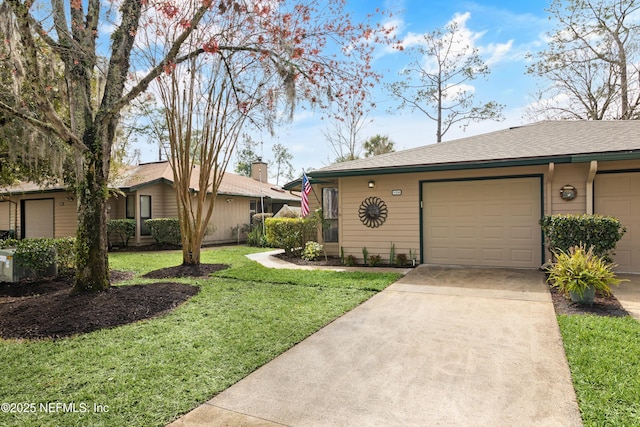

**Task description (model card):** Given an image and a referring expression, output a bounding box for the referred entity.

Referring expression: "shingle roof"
[311,120,640,177]
[2,161,300,202]
[113,161,299,201]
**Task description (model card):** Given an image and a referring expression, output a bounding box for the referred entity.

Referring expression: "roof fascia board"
[571,151,640,163]
[0,188,68,196]
[309,156,574,178]
[119,177,173,192]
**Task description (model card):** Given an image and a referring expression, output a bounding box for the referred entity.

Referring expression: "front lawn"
[558,315,640,426]
[0,246,401,427]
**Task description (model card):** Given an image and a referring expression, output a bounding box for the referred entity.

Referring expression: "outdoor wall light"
[368,180,376,189]
[560,184,577,201]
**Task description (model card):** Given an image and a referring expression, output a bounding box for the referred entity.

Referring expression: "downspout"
[546,163,554,215]
[586,161,598,214]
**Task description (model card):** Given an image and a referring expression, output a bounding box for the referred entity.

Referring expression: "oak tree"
[527,0,640,120]
[0,0,392,289]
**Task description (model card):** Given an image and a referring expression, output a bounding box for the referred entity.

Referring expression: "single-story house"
[0,160,300,246]
[285,120,640,272]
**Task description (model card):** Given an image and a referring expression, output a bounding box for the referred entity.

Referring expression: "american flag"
[301,172,311,217]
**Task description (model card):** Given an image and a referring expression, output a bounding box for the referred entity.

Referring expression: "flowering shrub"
[302,241,323,261]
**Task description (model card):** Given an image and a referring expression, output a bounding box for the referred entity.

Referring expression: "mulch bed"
[549,285,629,317]
[0,263,230,340]
[274,253,344,267]
[0,258,629,341]
[273,253,413,268]
[142,263,228,279]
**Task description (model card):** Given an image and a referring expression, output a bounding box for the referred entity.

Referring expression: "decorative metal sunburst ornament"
[358,196,388,228]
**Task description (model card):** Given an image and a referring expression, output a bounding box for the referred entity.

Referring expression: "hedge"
[145,218,182,246]
[107,219,136,247]
[264,217,317,255]
[539,214,626,261]
[0,237,76,278]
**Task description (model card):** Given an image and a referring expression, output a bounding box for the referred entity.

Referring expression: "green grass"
[0,246,401,427]
[557,315,640,426]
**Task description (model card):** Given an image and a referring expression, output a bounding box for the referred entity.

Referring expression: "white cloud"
[481,40,514,66]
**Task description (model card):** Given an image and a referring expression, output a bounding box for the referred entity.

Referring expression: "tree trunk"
[73,122,111,293]
[73,158,110,292]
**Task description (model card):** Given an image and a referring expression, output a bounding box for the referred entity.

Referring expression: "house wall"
[550,163,590,215]
[5,192,77,239]
[328,165,548,262]
[130,183,177,245]
[202,196,253,244]
[108,183,256,246]
[0,201,12,231]
[317,161,640,264]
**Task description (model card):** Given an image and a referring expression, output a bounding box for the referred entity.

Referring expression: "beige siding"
[133,184,169,244]
[338,175,420,263]
[53,194,78,238]
[549,163,590,215]
[317,162,640,265]
[328,166,549,262]
[203,196,252,244]
[594,172,640,272]
[0,201,12,230]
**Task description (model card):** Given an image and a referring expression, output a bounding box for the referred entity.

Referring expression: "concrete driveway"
[169,265,582,427]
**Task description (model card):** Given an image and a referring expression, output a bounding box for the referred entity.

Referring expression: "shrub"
[0,237,76,278]
[264,217,317,255]
[369,254,382,266]
[540,214,626,261]
[107,219,136,247]
[252,213,273,226]
[302,241,323,261]
[145,218,181,246]
[362,247,369,265]
[343,254,356,266]
[13,238,57,278]
[396,253,408,266]
[546,244,623,302]
[52,237,76,274]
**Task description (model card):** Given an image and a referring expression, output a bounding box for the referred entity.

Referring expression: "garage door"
[594,172,640,273]
[23,199,54,238]
[422,177,542,268]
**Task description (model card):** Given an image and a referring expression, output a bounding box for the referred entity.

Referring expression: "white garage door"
[594,172,640,273]
[24,199,55,238]
[422,177,542,268]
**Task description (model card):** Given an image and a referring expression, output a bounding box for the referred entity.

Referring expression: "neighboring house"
[285,121,640,273]
[0,160,300,246]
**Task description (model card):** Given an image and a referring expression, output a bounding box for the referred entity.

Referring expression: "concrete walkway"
[169,263,583,427]
[245,249,413,274]
[615,274,640,320]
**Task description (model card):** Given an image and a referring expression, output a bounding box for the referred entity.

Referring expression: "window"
[140,195,151,236]
[126,195,135,219]
[322,188,338,242]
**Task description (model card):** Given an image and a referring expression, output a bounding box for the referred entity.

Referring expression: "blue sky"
[134,0,555,180]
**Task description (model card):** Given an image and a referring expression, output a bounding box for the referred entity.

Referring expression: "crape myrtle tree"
[137,0,394,265]
[526,0,640,120]
[0,0,394,290]
[142,13,264,265]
